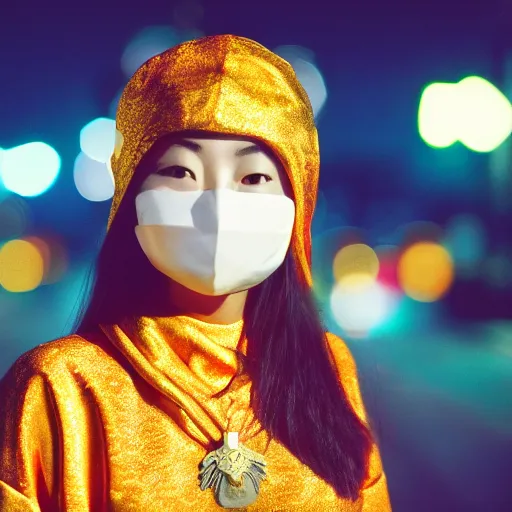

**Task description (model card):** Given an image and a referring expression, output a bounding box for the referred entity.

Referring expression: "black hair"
[73,134,373,500]
[242,251,372,499]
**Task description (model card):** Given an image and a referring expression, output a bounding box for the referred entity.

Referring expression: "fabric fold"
[0,330,391,511]
[100,315,261,447]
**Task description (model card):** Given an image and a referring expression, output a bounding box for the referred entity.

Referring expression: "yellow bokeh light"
[333,244,379,290]
[0,239,44,292]
[398,242,454,302]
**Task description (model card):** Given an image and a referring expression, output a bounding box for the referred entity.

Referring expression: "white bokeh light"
[330,280,399,337]
[456,76,512,152]
[121,26,203,78]
[0,147,7,202]
[418,83,459,148]
[290,58,327,117]
[80,117,116,164]
[418,76,512,152]
[74,152,114,202]
[0,142,61,197]
[274,45,327,117]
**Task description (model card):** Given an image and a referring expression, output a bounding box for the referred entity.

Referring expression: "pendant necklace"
[199,432,267,508]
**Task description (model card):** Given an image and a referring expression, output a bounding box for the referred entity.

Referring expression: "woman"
[0,35,391,511]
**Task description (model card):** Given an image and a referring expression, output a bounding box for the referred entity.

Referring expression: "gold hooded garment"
[0,35,391,511]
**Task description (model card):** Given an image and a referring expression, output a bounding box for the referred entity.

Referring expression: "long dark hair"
[74,136,373,500]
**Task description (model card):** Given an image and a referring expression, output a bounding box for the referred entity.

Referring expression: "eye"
[241,173,272,185]
[156,165,196,180]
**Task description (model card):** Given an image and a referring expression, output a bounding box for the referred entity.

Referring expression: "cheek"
[268,183,293,199]
[139,175,158,193]
[276,182,289,197]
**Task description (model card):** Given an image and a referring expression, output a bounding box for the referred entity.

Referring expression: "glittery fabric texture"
[0,34,392,511]
[109,34,319,286]
[0,319,391,511]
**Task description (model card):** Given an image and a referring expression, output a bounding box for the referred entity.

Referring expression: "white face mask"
[135,188,295,296]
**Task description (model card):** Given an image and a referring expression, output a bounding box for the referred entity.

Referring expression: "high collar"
[100,315,260,448]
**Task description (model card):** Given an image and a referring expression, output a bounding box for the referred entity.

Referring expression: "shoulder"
[1,334,114,391]
[325,332,357,373]
[325,332,359,390]
[15,335,103,373]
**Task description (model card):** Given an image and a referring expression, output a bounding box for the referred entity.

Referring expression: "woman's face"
[139,136,292,198]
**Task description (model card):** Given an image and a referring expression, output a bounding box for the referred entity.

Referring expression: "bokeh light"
[74,152,115,202]
[418,77,512,152]
[44,237,68,285]
[443,214,486,278]
[0,239,44,292]
[291,59,327,117]
[121,26,203,78]
[24,234,69,285]
[333,243,379,289]
[456,76,512,152]
[24,236,51,278]
[418,82,459,148]
[80,117,116,164]
[312,227,365,300]
[0,142,61,197]
[330,279,400,338]
[274,45,327,117]
[0,147,8,203]
[398,242,454,302]
[376,245,401,290]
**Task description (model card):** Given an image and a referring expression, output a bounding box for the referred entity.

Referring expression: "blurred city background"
[1,1,511,510]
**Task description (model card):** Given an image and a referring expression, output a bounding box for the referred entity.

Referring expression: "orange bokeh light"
[398,242,454,302]
[0,239,44,292]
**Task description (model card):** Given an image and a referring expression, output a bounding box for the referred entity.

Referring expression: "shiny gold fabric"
[0,316,391,511]
[0,34,391,511]
[109,34,319,287]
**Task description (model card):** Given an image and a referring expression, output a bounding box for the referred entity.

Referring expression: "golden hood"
[109,34,319,286]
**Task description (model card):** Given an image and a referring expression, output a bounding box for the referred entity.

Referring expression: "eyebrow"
[170,140,202,152]
[169,140,263,157]
[235,144,263,157]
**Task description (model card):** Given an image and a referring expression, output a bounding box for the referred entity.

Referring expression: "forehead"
[152,134,281,165]
[185,137,257,147]
[158,137,260,155]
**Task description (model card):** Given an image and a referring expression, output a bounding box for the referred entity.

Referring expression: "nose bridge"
[191,190,219,233]
[203,158,235,191]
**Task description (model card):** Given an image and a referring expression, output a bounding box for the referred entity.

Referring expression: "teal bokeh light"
[0,142,61,197]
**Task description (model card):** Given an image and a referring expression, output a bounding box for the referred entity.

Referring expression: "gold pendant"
[199,432,267,508]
